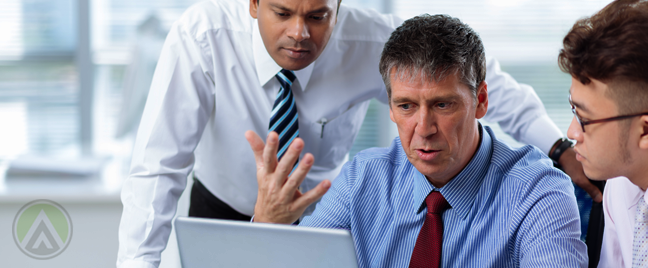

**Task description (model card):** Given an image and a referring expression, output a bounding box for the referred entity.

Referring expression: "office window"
[92,0,203,157]
[0,0,78,158]
[1,0,613,175]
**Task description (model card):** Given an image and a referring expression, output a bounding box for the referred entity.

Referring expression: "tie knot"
[425,191,449,214]
[277,69,296,83]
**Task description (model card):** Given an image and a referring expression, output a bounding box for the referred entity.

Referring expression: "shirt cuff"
[519,114,563,155]
[118,259,158,268]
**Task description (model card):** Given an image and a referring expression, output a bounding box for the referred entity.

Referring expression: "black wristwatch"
[549,138,574,166]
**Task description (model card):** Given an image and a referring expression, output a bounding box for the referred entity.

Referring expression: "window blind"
[0,0,78,157]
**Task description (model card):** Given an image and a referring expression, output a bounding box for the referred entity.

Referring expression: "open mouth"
[416,149,440,161]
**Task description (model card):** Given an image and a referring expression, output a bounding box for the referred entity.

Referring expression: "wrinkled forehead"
[389,66,477,100]
[389,68,474,100]
[389,65,459,86]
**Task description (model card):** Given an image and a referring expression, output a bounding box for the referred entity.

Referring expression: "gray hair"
[379,14,486,100]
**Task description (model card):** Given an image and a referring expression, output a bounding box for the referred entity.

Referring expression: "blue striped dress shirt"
[300,125,587,267]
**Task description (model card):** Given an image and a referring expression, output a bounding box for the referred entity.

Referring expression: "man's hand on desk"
[245,131,331,224]
[559,147,603,203]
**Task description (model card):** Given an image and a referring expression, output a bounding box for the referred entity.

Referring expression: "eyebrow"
[572,100,592,115]
[569,90,591,114]
[269,4,292,12]
[269,4,331,14]
[390,96,411,104]
[391,95,461,105]
[308,7,332,14]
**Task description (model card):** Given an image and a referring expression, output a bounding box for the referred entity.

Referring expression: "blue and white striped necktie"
[269,69,299,161]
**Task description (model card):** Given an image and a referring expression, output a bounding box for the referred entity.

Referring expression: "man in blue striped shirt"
[247,14,587,267]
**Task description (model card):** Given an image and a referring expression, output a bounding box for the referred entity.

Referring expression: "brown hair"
[379,14,486,101]
[558,0,648,114]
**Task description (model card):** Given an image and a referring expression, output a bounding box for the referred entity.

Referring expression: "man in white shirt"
[117,0,591,267]
[559,0,648,267]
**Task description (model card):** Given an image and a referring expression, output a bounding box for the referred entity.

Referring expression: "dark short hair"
[379,14,486,100]
[558,0,648,114]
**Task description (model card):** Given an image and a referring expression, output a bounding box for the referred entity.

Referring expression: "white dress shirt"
[117,1,563,267]
[599,176,646,268]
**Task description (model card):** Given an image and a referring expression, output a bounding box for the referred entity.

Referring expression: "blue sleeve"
[299,160,356,230]
[512,166,588,267]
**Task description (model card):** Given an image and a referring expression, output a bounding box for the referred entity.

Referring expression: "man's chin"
[271,52,316,71]
[410,159,443,178]
[277,59,313,71]
[582,168,614,181]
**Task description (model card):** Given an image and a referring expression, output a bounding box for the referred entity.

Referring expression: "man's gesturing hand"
[245,130,331,224]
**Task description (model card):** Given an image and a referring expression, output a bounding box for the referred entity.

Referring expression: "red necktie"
[409,191,449,268]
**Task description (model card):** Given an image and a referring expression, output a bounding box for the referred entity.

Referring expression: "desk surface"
[0,158,123,203]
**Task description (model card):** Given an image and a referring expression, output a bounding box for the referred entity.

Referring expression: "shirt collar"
[413,123,493,219]
[252,20,314,91]
[628,184,647,210]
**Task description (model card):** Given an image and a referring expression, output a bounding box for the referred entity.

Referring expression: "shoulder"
[331,5,402,43]
[173,0,253,39]
[337,137,408,187]
[487,128,570,192]
[351,137,405,167]
[603,176,643,216]
[605,176,639,195]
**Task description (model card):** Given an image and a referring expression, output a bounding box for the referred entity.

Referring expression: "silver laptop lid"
[174,217,359,268]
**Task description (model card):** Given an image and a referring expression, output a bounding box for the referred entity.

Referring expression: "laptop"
[174,217,359,268]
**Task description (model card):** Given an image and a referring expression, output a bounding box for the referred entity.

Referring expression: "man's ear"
[639,115,648,150]
[475,81,488,119]
[249,0,259,19]
[389,102,396,123]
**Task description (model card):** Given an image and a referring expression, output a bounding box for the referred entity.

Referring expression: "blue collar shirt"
[301,125,587,267]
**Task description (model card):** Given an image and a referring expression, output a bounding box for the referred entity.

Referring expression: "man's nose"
[567,116,582,143]
[287,18,310,42]
[415,109,437,138]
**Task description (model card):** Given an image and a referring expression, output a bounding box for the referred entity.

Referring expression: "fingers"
[280,152,313,197]
[245,130,265,168]
[275,138,305,185]
[262,132,279,173]
[292,179,331,211]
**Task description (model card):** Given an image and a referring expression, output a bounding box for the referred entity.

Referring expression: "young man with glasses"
[560,0,648,267]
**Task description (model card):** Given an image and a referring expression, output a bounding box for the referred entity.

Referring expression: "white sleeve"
[375,14,404,105]
[117,22,215,268]
[483,56,563,154]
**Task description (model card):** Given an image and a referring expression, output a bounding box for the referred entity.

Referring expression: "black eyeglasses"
[569,94,648,132]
